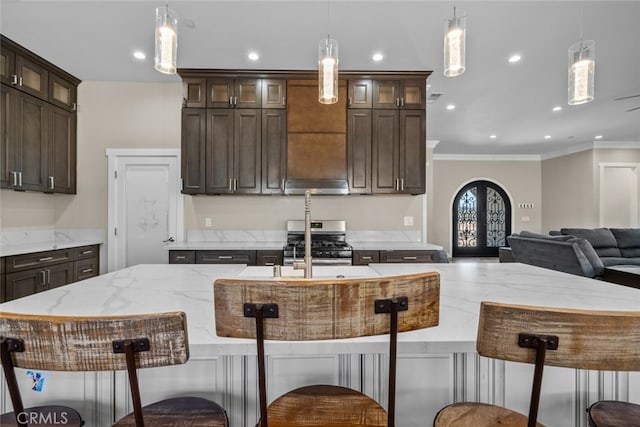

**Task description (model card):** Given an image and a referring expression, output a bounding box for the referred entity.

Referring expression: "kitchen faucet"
[293,190,312,278]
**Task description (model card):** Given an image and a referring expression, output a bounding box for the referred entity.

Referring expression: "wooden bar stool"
[214,271,440,427]
[0,311,228,427]
[434,302,640,427]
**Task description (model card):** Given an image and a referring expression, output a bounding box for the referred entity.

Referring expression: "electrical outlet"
[403,216,414,226]
[205,217,212,228]
[518,203,535,209]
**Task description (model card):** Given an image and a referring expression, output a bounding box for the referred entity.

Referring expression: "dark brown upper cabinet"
[371,109,425,194]
[182,77,207,108]
[205,108,261,194]
[372,80,426,109]
[207,78,261,108]
[261,79,286,109]
[48,72,78,111]
[0,35,80,194]
[177,70,430,196]
[181,108,206,194]
[347,79,373,109]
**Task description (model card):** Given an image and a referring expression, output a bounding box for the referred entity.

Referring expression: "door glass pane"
[457,187,477,247]
[486,187,507,247]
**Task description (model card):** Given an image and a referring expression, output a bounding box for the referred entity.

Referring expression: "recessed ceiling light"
[133,51,146,60]
[372,52,384,61]
[508,54,522,63]
[489,134,497,139]
[446,104,456,110]
[544,135,552,140]
[552,106,562,112]
[183,18,196,29]
[248,51,259,61]
[594,135,603,140]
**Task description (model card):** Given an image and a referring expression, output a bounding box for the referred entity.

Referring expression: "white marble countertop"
[0,239,103,257]
[2,263,639,358]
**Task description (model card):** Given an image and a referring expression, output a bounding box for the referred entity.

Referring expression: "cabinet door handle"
[395,178,399,192]
[40,270,47,286]
[82,268,93,274]
[39,256,54,262]
[217,255,233,259]
[281,178,285,191]
[361,256,372,260]
[402,256,418,260]
[348,97,352,107]
[17,172,22,187]
[71,102,77,111]
[229,96,233,106]
[47,269,51,284]
[395,98,400,107]
[81,250,93,255]
[264,262,275,266]
[229,178,233,191]
[11,171,17,186]
[10,75,18,85]
[400,97,405,107]
[234,96,238,106]
[175,255,187,260]
[49,176,54,189]
[400,178,404,191]
[234,178,237,192]
[18,76,23,87]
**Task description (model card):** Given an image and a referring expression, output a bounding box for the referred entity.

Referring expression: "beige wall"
[541,148,640,231]
[430,159,542,254]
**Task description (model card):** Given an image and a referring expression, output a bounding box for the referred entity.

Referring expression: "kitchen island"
[1,263,639,426]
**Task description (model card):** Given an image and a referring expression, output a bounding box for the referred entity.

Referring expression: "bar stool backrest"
[477,302,640,371]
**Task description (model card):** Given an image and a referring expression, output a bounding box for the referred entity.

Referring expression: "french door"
[452,180,511,257]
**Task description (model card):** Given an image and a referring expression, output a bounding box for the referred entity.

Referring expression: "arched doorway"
[452,180,511,257]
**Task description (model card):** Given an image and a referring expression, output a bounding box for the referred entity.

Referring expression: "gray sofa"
[507,228,640,278]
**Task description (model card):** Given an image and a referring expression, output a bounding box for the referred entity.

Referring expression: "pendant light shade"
[444,8,465,77]
[568,40,595,105]
[154,5,177,74]
[318,37,339,104]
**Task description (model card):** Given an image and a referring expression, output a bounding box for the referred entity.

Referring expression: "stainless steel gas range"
[282,220,353,266]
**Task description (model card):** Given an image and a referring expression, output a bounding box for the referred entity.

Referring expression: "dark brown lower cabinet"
[4,261,73,301]
[1,245,100,303]
[354,249,448,264]
[168,249,283,266]
[256,250,283,266]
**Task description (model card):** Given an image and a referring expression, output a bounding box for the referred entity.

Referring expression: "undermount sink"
[237,265,379,279]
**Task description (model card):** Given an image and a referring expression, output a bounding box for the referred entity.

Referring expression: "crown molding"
[433,154,541,161]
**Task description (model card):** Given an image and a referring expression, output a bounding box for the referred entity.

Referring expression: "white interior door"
[599,163,639,228]
[107,149,183,272]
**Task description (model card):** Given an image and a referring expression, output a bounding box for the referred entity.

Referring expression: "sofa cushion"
[507,235,600,277]
[601,257,640,267]
[610,228,640,258]
[560,228,622,257]
[519,231,574,241]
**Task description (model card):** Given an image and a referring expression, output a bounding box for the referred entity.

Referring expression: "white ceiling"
[1,0,639,156]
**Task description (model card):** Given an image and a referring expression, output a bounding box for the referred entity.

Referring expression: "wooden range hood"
[285,79,349,195]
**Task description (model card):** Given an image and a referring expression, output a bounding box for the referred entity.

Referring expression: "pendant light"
[318,1,338,104]
[154,3,177,74]
[444,6,465,77]
[568,2,594,105]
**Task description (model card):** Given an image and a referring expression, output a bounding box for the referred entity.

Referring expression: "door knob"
[162,237,175,243]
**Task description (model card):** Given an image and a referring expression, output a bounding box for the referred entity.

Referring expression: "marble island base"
[1,263,639,426]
